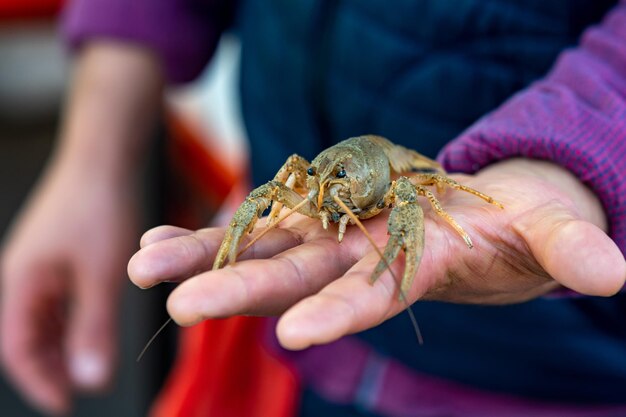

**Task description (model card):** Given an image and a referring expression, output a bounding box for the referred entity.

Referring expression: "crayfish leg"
[266,155,311,226]
[416,186,474,249]
[412,173,504,209]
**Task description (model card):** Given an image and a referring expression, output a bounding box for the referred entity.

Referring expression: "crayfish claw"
[371,235,402,284]
[370,177,426,298]
[213,190,271,270]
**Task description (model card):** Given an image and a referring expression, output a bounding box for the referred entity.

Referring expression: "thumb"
[66,273,119,390]
[513,203,626,296]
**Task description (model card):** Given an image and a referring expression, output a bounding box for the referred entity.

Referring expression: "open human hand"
[128,159,625,351]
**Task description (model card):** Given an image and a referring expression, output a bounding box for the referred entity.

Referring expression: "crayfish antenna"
[237,197,311,258]
[332,196,423,345]
[398,289,423,345]
[137,317,173,362]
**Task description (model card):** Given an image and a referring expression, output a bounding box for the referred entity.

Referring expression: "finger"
[128,226,305,289]
[0,264,70,415]
[140,225,194,248]
[66,264,121,391]
[275,250,422,350]
[513,203,626,296]
[166,235,354,326]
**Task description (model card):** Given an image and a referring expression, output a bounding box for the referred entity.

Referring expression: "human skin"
[0,42,163,415]
[128,158,626,351]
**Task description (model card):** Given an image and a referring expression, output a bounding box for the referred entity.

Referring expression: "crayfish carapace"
[213,135,503,296]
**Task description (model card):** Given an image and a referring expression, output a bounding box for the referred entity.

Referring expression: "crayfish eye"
[307,167,316,176]
[336,169,347,178]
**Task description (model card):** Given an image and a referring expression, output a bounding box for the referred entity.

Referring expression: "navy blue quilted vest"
[235,0,625,405]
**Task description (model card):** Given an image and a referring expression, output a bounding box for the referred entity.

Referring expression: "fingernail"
[70,353,107,388]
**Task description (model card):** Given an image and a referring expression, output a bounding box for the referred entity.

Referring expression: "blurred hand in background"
[0,42,163,414]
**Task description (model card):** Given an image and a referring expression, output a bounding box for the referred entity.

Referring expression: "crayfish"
[213,135,503,295]
[137,135,503,360]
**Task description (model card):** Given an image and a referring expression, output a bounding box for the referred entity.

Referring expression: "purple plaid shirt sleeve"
[439,1,626,256]
[61,0,233,83]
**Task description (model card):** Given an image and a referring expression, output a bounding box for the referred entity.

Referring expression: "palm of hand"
[129,159,624,350]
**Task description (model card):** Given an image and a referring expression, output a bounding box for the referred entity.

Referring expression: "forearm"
[62,0,235,83]
[52,40,164,186]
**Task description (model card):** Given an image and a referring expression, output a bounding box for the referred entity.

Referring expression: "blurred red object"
[167,112,235,202]
[0,0,64,20]
[157,110,300,417]
[151,317,299,417]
